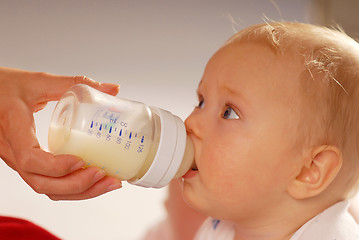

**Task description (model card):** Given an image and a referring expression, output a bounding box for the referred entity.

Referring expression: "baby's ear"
[287,145,343,199]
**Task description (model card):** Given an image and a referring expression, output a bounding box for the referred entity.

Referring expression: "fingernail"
[92,169,106,183]
[107,181,122,191]
[71,161,85,171]
[101,83,120,94]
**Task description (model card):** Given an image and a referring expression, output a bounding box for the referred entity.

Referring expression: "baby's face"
[183,42,306,221]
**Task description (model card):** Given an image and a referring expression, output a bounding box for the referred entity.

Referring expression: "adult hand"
[0,67,122,200]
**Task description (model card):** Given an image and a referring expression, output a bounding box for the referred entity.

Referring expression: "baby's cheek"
[201,158,237,194]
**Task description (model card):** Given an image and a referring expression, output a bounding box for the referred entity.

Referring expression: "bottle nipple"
[174,135,195,178]
[130,107,194,188]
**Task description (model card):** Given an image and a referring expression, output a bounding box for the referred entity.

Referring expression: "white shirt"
[194,201,359,240]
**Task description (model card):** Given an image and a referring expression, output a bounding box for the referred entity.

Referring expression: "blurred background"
[0,0,358,239]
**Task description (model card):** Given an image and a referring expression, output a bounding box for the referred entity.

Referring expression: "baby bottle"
[48,84,194,188]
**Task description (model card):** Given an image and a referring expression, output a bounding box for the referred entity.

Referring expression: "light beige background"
[0,1,325,239]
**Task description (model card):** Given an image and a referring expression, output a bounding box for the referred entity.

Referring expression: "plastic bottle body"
[48,84,194,188]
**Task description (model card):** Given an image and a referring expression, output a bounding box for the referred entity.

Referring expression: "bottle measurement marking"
[88,120,145,146]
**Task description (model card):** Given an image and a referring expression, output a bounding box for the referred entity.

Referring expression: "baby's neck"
[232,215,299,240]
[232,198,337,240]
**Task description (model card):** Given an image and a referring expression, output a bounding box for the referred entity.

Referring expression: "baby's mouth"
[182,159,199,178]
[191,161,198,171]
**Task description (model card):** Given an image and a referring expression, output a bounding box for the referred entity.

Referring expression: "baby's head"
[227,22,359,198]
[183,22,359,221]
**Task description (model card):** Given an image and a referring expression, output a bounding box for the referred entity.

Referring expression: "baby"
[178,22,359,239]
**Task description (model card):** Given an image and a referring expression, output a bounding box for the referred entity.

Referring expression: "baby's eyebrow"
[196,79,204,95]
[223,84,248,104]
[223,84,239,96]
[197,79,203,89]
[195,89,203,101]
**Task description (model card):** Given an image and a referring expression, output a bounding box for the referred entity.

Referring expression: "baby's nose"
[184,111,202,138]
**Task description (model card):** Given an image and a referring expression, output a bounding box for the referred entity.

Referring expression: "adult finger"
[47,176,122,201]
[16,150,88,178]
[27,72,120,104]
[20,167,107,195]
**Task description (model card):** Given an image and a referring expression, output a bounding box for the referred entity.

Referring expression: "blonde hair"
[226,22,359,197]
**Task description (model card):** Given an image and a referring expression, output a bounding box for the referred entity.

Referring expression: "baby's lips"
[191,160,198,171]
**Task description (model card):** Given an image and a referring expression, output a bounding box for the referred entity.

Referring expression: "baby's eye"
[222,106,240,120]
[197,99,205,109]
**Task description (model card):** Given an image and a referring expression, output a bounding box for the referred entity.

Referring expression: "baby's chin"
[181,181,211,214]
[181,180,199,205]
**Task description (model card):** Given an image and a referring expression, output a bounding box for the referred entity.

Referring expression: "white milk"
[48,124,194,180]
[49,101,160,180]
[49,125,158,180]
